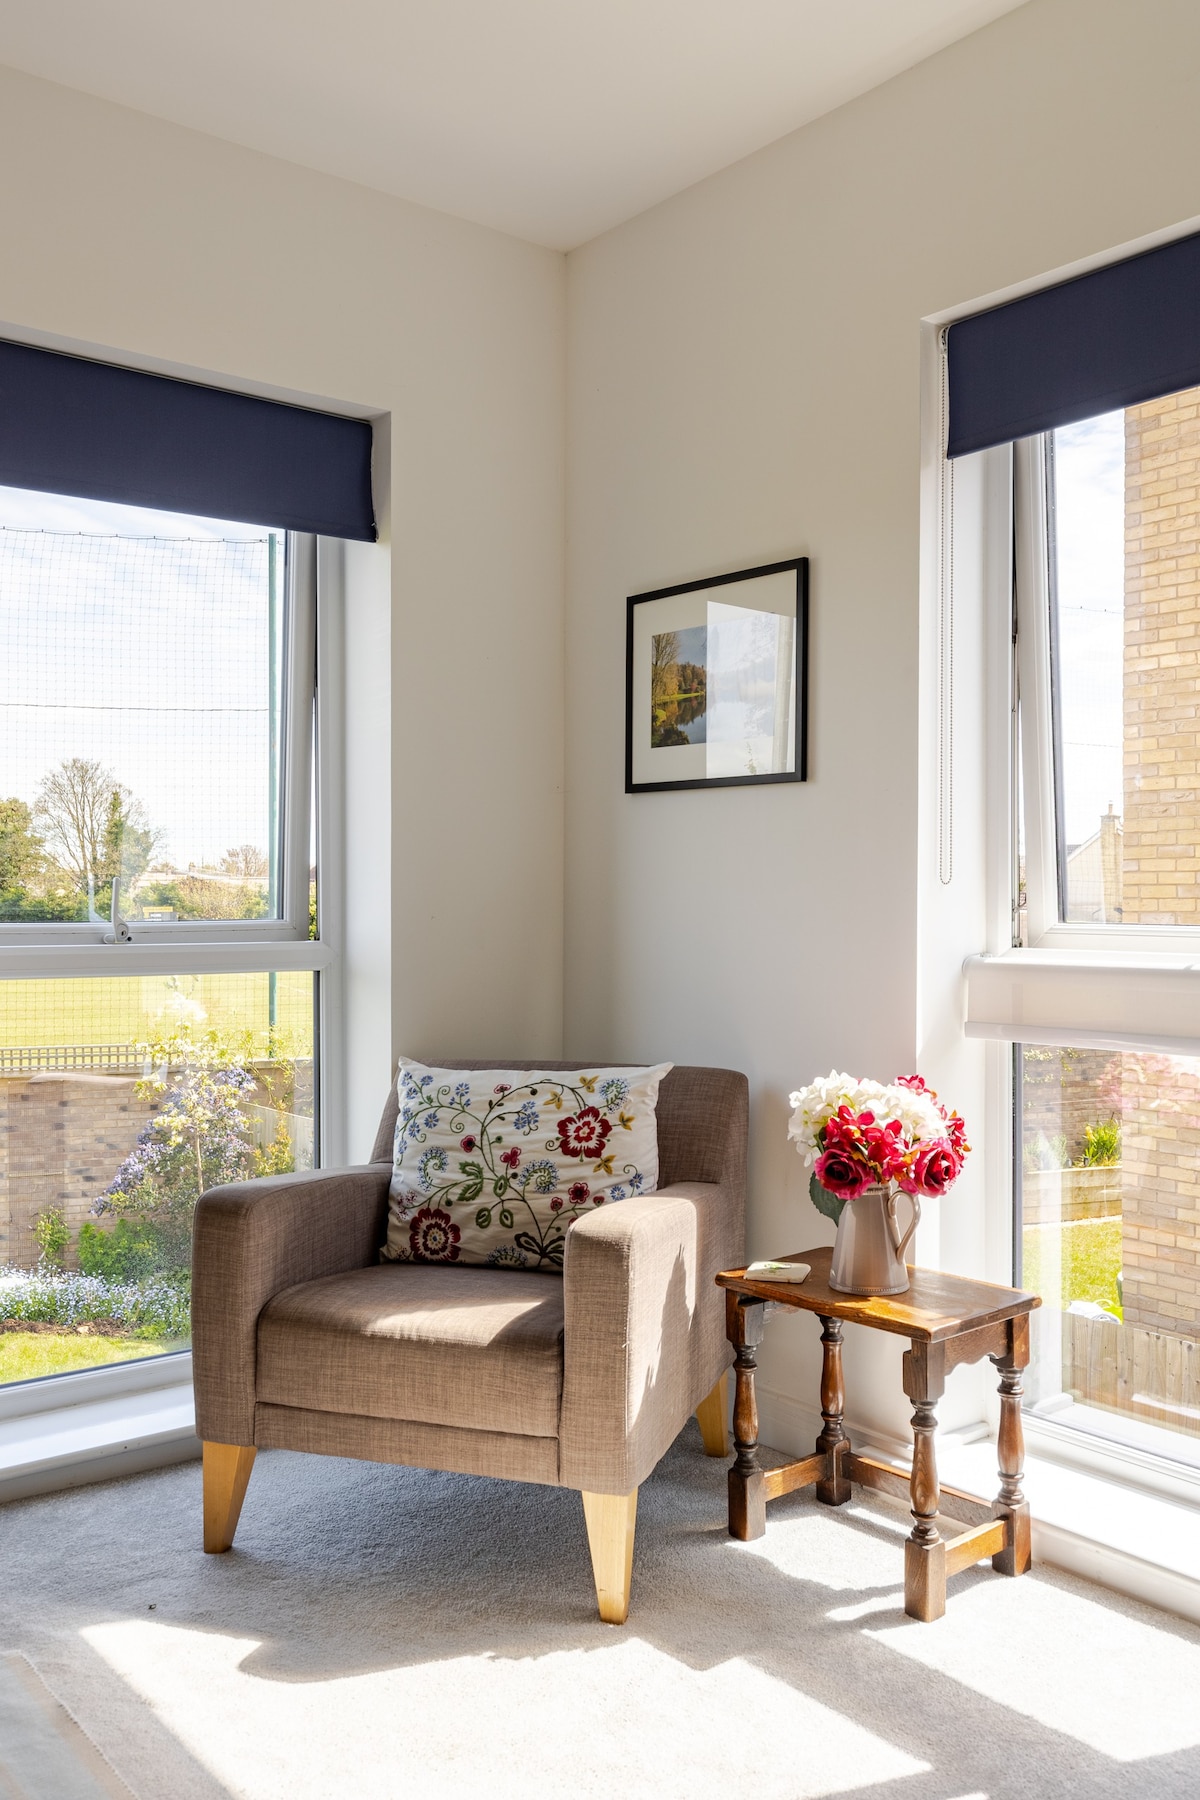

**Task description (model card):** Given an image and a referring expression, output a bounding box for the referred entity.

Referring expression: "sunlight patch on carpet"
[868,1576,1200,1761]
[725,1508,908,1592]
[83,1619,927,1800]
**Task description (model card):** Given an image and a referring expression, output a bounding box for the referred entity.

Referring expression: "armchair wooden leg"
[695,1370,731,1457]
[581,1488,637,1625]
[203,1442,256,1553]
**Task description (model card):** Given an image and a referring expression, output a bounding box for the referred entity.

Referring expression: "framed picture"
[625,557,808,793]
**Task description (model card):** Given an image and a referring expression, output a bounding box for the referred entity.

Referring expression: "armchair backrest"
[371,1062,747,1194]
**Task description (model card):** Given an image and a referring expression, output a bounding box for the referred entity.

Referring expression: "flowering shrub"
[0,1267,190,1339]
[788,1071,969,1223]
[91,1032,295,1276]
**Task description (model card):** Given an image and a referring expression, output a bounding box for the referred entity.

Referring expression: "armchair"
[192,1061,747,1623]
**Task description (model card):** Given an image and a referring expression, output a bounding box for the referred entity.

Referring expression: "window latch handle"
[104,875,133,945]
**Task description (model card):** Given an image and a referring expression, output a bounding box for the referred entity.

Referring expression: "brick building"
[1118,388,1200,1340]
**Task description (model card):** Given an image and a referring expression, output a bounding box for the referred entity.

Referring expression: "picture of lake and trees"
[650,625,707,746]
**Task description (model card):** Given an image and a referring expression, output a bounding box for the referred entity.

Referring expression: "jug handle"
[886,1189,921,1265]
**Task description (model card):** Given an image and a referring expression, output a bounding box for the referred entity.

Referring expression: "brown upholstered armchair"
[192,1062,747,1623]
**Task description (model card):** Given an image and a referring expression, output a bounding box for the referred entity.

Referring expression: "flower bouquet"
[787,1072,969,1295]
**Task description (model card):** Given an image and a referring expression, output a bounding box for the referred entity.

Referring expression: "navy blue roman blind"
[0,340,376,539]
[946,231,1200,460]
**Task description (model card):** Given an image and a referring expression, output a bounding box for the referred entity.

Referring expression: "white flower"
[786,1070,950,1164]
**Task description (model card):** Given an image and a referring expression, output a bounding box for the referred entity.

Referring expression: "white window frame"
[0,529,328,970]
[965,433,1200,1056]
[0,518,340,1300]
[918,305,1200,1545]
[1016,435,1200,960]
[0,501,359,1471]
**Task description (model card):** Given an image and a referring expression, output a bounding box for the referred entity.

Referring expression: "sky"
[1052,410,1125,848]
[0,483,279,875]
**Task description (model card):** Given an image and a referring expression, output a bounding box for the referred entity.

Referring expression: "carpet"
[0,1652,134,1798]
[1,1424,1199,1800]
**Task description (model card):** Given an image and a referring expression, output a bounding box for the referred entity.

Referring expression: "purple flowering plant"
[90,1031,297,1276]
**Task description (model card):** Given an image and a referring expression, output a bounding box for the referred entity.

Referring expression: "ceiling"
[0,1,1028,249]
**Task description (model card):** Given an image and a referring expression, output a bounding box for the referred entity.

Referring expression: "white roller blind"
[964,951,1200,1056]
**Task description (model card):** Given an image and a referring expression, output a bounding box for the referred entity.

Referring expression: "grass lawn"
[0,971,313,1052]
[0,1333,174,1384]
[1023,1216,1122,1314]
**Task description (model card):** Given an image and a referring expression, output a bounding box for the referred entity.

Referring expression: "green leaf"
[809,1170,845,1227]
[499,1208,514,1229]
[458,1160,482,1178]
[475,1208,492,1230]
[460,1178,483,1205]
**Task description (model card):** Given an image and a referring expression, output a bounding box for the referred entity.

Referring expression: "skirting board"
[754,1382,1200,1629]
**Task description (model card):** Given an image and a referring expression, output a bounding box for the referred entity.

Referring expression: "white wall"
[0,63,567,1158]
[564,0,1200,1443]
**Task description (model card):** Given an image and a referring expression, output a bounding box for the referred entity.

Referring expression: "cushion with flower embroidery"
[382,1059,673,1271]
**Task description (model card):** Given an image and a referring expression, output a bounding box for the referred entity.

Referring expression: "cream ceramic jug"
[828,1184,920,1296]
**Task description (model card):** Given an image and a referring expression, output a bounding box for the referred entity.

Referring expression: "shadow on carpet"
[2,1424,1199,1800]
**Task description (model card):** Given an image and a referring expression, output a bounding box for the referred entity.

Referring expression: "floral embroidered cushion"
[382,1059,673,1271]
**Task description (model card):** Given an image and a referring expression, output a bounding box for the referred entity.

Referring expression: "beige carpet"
[0,1652,135,1798]
[2,1425,1199,1800]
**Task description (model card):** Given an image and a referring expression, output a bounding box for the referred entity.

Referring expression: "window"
[1017,1044,1200,1456]
[1024,390,1200,942]
[992,389,1200,1465]
[0,486,328,1387]
[949,238,1200,1473]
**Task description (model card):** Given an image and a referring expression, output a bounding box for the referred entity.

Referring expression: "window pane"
[1018,1044,1200,1461]
[0,972,314,1385]
[0,486,286,925]
[1052,387,1200,925]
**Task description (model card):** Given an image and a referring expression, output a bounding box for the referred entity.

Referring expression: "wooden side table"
[716,1248,1041,1621]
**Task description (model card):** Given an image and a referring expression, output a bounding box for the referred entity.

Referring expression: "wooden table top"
[717,1247,1040,1342]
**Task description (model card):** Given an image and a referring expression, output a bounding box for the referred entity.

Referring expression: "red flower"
[550,1196,563,1211]
[409,1206,461,1262]
[494,1083,511,1094]
[814,1146,874,1200]
[555,1106,612,1160]
[568,1179,590,1204]
[897,1074,929,1095]
[460,1135,477,1152]
[499,1146,522,1169]
[822,1108,905,1185]
[945,1112,969,1153]
[859,1120,906,1183]
[899,1141,963,1198]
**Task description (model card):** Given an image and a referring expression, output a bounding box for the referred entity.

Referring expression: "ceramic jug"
[828,1184,920,1296]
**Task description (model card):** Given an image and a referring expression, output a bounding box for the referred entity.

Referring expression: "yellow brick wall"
[1123,389,1200,926]
[1121,391,1200,1339]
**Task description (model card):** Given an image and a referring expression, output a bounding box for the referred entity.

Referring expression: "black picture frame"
[625,557,809,794]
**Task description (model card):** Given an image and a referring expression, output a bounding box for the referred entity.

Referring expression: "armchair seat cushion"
[256,1264,565,1438]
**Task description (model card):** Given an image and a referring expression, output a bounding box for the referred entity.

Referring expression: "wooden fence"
[1063,1310,1200,1436]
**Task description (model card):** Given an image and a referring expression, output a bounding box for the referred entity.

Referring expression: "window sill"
[0,1352,198,1504]
[938,1433,1200,1626]
[758,1382,1200,1627]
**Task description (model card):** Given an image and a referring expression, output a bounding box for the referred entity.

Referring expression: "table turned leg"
[815,1315,851,1506]
[902,1341,947,1621]
[727,1293,767,1540]
[991,1314,1032,1577]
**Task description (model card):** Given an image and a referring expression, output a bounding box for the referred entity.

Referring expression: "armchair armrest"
[558,1179,743,1494]
[192,1163,391,1446]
